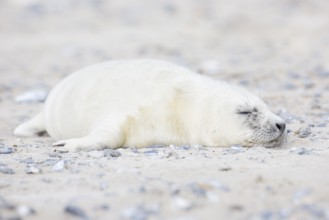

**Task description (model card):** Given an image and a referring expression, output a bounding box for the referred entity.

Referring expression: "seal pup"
[14,59,286,151]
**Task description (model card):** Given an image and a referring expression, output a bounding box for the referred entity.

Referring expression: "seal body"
[14,59,286,151]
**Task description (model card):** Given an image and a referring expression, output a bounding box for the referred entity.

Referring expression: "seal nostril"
[276,123,286,133]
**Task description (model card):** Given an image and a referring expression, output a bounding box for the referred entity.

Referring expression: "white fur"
[14,59,286,151]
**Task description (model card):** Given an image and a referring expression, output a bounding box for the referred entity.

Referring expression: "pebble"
[297,126,312,138]
[87,150,104,159]
[188,183,207,197]
[15,89,48,103]
[65,204,89,220]
[293,188,312,204]
[289,147,313,155]
[259,210,276,220]
[207,179,230,192]
[198,60,222,75]
[300,204,327,219]
[97,204,110,210]
[230,204,244,211]
[173,145,191,150]
[143,149,158,156]
[0,166,15,174]
[219,166,232,171]
[315,123,327,127]
[0,196,15,209]
[99,181,108,191]
[315,66,329,77]
[192,145,207,151]
[48,152,62,158]
[16,205,36,217]
[206,191,219,202]
[173,197,193,210]
[0,144,14,154]
[121,204,159,220]
[145,145,165,149]
[19,157,35,164]
[52,160,66,172]
[277,110,304,123]
[282,82,296,90]
[26,166,42,174]
[103,149,122,157]
[165,151,179,159]
[43,158,61,166]
[222,145,245,155]
[303,80,314,89]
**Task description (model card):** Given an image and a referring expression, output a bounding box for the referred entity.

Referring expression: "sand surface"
[1,0,329,219]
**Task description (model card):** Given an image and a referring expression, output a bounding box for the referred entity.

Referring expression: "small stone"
[192,145,207,150]
[121,204,159,220]
[300,204,326,218]
[26,166,42,174]
[122,207,147,220]
[283,83,296,90]
[303,80,314,89]
[52,160,66,172]
[41,178,53,183]
[16,205,36,217]
[48,152,62,158]
[0,147,14,154]
[208,179,230,191]
[297,127,312,138]
[223,145,245,155]
[188,183,207,197]
[219,166,232,171]
[260,210,275,220]
[206,191,219,202]
[43,158,60,166]
[166,151,179,159]
[198,60,222,75]
[99,181,108,191]
[19,157,34,164]
[174,145,191,150]
[65,205,88,220]
[314,66,329,77]
[15,89,48,103]
[230,204,244,211]
[315,123,326,127]
[0,196,15,209]
[288,71,301,79]
[130,148,139,154]
[103,149,121,157]
[0,167,14,174]
[96,204,110,210]
[293,188,312,204]
[87,150,103,159]
[173,197,193,210]
[0,145,14,154]
[143,149,158,156]
[277,110,304,123]
[289,147,313,155]
[145,145,165,149]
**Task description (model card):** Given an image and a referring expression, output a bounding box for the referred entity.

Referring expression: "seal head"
[206,85,286,148]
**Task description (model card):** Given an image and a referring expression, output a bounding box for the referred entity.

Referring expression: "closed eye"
[237,110,252,115]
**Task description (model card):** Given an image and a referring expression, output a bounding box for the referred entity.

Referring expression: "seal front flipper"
[52,122,125,152]
[14,111,47,137]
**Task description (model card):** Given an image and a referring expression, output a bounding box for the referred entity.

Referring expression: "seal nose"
[276,123,286,133]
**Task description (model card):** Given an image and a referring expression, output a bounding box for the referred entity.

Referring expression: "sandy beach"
[1,0,329,219]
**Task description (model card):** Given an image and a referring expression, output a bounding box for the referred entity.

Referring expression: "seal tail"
[14,111,47,137]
